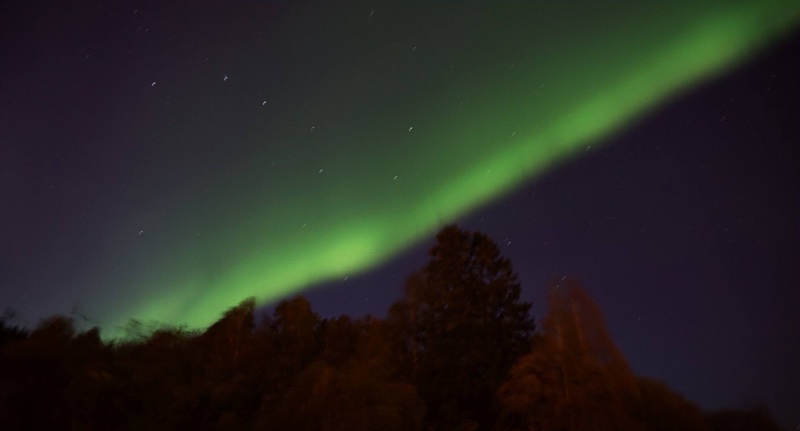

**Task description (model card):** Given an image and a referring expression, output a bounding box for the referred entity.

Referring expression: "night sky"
[2,1,799,428]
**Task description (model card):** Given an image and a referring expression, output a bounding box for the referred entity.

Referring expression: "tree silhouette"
[0,230,781,430]
[0,314,28,348]
[499,278,642,431]
[497,334,571,431]
[635,376,708,431]
[0,316,113,429]
[393,224,535,430]
[196,298,261,429]
[258,316,423,431]
[270,295,321,375]
[202,297,256,367]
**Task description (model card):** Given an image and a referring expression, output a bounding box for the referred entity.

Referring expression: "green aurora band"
[97,1,800,335]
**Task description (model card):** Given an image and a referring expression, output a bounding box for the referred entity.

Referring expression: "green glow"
[96,1,800,336]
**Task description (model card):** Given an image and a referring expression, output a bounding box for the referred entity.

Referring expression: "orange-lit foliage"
[0,228,778,430]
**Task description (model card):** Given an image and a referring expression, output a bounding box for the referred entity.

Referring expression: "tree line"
[0,225,783,430]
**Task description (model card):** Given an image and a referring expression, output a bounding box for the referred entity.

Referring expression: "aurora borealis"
[2,1,800,426]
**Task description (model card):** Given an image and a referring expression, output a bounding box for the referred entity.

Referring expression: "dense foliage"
[0,226,782,430]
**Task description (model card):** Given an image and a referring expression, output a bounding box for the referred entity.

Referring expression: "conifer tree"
[397,225,535,430]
